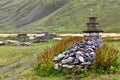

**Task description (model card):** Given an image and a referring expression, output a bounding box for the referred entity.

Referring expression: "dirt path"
[0,33,120,37]
[58,33,120,37]
[0,60,24,73]
[4,59,37,80]
[0,54,38,80]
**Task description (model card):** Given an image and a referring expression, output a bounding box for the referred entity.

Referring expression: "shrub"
[93,43,119,73]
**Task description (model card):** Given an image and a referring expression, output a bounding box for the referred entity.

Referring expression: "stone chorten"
[83,17,103,46]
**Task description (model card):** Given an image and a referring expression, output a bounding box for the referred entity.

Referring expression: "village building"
[16,34,28,42]
[17,34,27,38]
[35,32,48,38]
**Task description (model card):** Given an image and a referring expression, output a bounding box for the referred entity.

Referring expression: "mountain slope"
[0,0,120,33]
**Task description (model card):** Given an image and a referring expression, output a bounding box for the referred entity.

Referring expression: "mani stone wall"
[53,38,102,70]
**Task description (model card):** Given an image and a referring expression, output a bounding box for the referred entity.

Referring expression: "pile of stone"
[14,42,32,46]
[53,38,102,70]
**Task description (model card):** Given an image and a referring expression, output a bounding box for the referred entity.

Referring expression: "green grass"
[0,40,55,66]
[0,40,56,80]
[0,38,120,80]
[19,40,120,80]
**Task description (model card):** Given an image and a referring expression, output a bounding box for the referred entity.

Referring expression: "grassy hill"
[0,0,120,33]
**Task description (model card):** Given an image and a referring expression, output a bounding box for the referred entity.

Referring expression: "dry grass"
[37,37,84,75]
[93,43,119,72]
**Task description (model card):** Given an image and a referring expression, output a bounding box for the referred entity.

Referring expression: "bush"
[93,43,119,73]
[37,37,119,76]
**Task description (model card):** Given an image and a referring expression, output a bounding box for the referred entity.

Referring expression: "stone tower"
[83,17,103,46]
[87,17,98,31]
